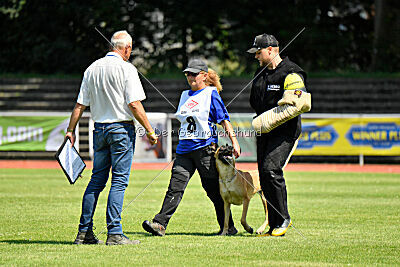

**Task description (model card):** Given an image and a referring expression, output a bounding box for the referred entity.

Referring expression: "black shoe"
[142,220,166,236]
[216,226,238,236]
[73,229,103,245]
[271,219,292,236]
[106,234,140,245]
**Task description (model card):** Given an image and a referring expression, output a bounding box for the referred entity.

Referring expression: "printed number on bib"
[186,116,197,133]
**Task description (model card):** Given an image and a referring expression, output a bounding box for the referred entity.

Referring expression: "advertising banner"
[217,114,257,162]
[296,116,400,156]
[89,113,172,162]
[0,115,70,151]
[133,113,172,162]
[218,114,400,161]
[2,112,398,159]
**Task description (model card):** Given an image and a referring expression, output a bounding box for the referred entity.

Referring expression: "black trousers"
[153,145,234,230]
[256,134,297,228]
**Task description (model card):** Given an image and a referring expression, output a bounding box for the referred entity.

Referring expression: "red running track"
[0,160,400,173]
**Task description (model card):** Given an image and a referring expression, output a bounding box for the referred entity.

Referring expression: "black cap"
[183,59,208,73]
[247,34,279,53]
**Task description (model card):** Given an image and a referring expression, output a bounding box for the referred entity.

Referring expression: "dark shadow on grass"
[125,231,250,237]
[0,239,74,245]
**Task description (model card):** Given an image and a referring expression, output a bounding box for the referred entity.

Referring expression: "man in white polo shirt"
[66,30,157,245]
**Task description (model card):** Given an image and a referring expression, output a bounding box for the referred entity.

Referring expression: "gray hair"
[110,30,132,50]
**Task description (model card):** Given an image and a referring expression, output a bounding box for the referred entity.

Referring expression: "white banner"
[89,113,172,162]
[0,112,79,151]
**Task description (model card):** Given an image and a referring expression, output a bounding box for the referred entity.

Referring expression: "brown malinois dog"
[214,144,268,235]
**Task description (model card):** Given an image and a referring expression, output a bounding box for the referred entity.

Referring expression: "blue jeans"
[79,122,135,234]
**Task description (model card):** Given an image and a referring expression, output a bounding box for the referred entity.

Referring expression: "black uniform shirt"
[250,57,307,139]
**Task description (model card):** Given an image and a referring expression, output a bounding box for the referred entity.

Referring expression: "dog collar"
[219,170,237,184]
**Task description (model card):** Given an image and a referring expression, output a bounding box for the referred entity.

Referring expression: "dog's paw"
[245,227,253,234]
[256,226,267,235]
[218,231,228,236]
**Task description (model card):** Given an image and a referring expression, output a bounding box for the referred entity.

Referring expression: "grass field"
[1,168,399,266]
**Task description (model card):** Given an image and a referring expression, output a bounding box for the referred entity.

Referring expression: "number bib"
[175,87,215,140]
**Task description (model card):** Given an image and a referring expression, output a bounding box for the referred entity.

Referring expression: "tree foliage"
[0,0,398,75]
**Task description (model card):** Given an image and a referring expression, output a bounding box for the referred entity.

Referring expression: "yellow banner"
[295,117,400,156]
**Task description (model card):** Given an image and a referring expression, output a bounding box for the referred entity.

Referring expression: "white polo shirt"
[77,52,146,123]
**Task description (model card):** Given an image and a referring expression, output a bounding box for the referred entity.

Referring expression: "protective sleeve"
[252,73,311,133]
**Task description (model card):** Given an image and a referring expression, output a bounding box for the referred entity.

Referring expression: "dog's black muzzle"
[217,145,234,165]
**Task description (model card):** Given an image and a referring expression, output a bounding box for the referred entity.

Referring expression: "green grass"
[0,168,399,266]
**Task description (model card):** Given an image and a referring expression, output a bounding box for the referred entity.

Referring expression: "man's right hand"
[146,132,158,145]
[66,131,75,147]
[128,101,158,145]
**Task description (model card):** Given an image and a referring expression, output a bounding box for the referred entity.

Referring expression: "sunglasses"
[185,72,201,77]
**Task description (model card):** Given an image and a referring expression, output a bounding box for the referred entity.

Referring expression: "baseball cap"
[183,59,208,73]
[247,34,279,53]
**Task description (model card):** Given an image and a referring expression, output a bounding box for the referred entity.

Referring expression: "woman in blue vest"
[143,59,240,236]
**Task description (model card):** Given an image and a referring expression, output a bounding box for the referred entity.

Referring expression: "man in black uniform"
[247,33,307,236]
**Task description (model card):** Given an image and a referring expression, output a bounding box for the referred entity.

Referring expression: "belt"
[120,120,134,125]
[94,121,134,125]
